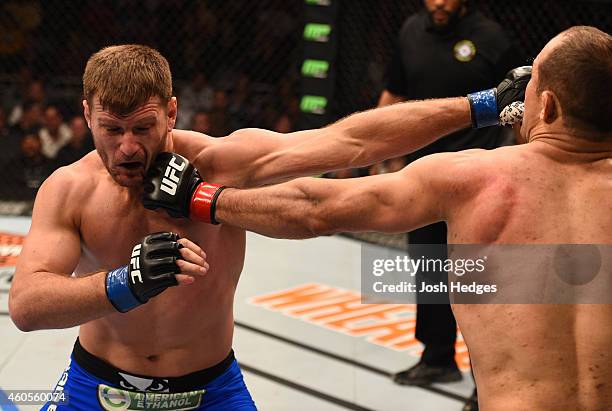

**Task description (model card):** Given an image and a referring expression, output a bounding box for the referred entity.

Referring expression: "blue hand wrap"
[467,88,498,128]
[105,266,141,313]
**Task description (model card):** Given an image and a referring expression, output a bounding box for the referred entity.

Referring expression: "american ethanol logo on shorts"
[97,385,205,411]
[249,283,471,371]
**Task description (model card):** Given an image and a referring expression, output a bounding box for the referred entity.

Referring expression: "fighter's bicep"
[16,172,82,280]
[199,128,287,186]
[358,155,460,233]
[360,172,440,233]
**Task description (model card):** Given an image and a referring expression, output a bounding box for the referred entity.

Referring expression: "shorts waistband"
[72,338,235,392]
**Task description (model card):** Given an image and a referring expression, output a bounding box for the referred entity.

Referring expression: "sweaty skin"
[9,95,471,376]
[211,34,612,410]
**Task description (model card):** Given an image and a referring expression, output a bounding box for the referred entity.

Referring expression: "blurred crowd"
[0,0,302,202]
[0,69,300,201]
[0,70,89,200]
[2,0,607,205]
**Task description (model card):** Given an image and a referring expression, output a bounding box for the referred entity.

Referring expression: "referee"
[375,1,523,409]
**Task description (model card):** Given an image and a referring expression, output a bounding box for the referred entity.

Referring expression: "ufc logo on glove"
[160,156,187,196]
[130,244,143,284]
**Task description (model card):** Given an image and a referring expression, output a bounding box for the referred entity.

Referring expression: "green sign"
[302,59,330,78]
[305,0,331,5]
[303,23,331,42]
[300,95,328,115]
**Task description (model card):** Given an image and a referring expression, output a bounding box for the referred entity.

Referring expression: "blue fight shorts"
[42,339,256,410]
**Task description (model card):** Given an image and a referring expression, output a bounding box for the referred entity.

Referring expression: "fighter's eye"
[135,127,150,133]
[106,127,121,134]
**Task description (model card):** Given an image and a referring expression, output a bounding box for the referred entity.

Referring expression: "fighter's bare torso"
[447,142,612,410]
[65,138,246,377]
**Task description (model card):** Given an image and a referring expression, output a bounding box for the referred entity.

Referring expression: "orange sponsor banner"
[0,232,24,269]
[250,283,471,371]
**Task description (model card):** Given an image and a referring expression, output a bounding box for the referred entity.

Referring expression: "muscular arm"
[174,97,471,187]
[9,170,115,331]
[213,153,466,239]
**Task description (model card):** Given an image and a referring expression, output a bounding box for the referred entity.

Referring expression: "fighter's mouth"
[118,161,144,170]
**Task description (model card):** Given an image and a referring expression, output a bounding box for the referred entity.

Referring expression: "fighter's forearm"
[9,271,115,331]
[195,98,471,188]
[214,178,342,239]
[265,97,470,185]
[326,97,471,167]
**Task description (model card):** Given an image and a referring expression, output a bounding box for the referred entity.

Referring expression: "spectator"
[0,107,21,166]
[368,156,407,176]
[273,114,293,133]
[177,72,214,129]
[190,111,213,135]
[0,132,53,200]
[8,101,43,141]
[39,105,72,159]
[8,79,46,126]
[228,73,252,129]
[2,66,33,111]
[208,89,231,136]
[55,116,94,167]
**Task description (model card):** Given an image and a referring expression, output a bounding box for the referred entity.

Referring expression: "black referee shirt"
[386,8,523,160]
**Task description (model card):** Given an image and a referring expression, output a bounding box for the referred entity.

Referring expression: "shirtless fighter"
[9,42,527,409]
[143,26,611,410]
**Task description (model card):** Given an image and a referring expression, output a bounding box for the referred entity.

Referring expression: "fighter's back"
[449,142,612,410]
[50,151,247,376]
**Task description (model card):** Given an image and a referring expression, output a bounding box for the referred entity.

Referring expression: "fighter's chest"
[77,190,198,269]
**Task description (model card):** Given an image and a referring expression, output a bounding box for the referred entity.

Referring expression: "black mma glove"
[105,232,182,313]
[467,66,532,128]
[143,152,225,224]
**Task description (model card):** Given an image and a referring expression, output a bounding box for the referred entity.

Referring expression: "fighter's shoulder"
[444,146,520,172]
[38,152,100,203]
[172,129,215,160]
[409,148,508,187]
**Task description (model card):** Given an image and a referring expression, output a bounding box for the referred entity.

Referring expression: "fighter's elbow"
[8,293,36,332]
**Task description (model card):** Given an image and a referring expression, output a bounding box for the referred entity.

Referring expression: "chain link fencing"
[0,0,609,250]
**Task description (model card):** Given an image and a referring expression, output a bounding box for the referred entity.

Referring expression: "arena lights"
[299,0,337,128]
[303,23,332,42]
[300,95,328,115]
[301,59,330,78]
[305,0,331,6]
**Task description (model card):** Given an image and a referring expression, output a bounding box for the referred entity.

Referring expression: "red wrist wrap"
[190,182,225,224]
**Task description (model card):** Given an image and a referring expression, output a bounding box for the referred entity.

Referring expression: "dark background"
[0,0,610,217]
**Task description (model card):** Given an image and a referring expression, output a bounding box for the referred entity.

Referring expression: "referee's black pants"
[408,222,458,367]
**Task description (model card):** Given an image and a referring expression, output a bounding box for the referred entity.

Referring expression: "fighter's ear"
[167,97,177,131]
[83,99,92,129]
[539,90,559,124]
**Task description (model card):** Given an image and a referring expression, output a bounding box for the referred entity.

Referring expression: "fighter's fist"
[467,65,532,128]
[143,152,225,224]
[497,66,531,110]
[105,232,208,313]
